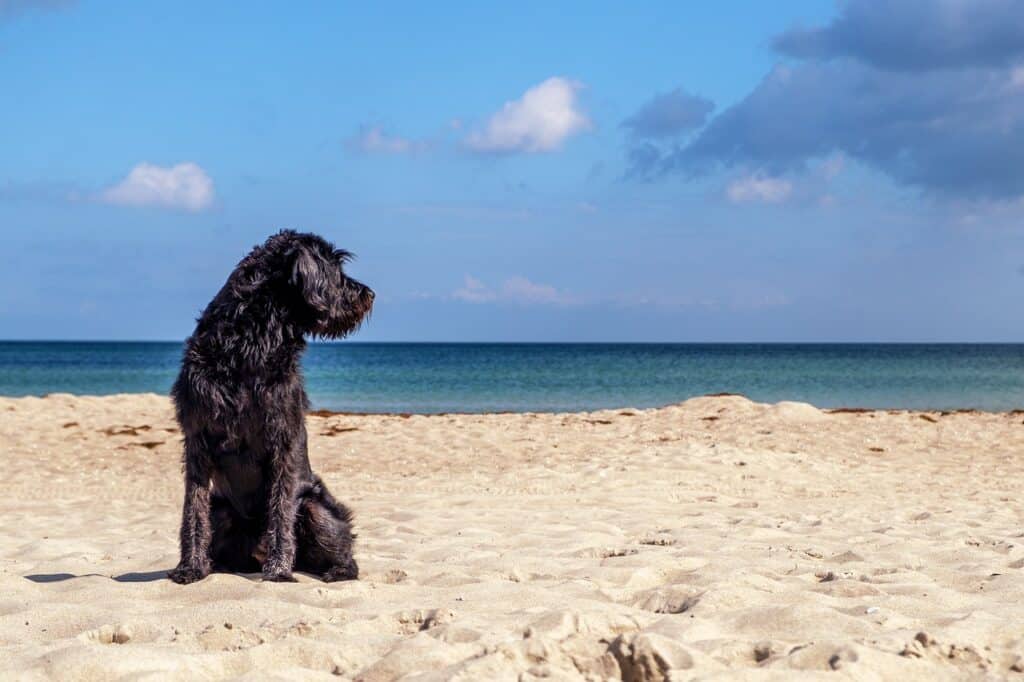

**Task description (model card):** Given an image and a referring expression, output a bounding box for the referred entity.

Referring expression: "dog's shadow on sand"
[25,570,171,584]
[24,570,270,584]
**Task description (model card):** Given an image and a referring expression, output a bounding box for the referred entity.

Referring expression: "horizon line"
[2,339,1023,345]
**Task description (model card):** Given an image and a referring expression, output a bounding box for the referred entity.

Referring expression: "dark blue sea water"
[1,342,1023,413]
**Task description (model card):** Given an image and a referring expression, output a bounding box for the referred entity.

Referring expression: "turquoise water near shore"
[1,342,1023,413]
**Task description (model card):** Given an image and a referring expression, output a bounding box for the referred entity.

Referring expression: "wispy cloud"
[464,77,591,154]
[99,162,214,212]
[443,276,790,311]
[726,173,792,204]
[502,276,579,305]
[452,275,497,303]
[345,124,430,155]
[452,274,579,305]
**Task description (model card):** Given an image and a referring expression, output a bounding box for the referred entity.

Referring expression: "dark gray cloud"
[649,63,1024,198]
[621,88,714,139]
[774,0,1024,71]
[628,1,1024,199]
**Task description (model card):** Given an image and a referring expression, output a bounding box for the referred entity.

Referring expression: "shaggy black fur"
[167,230,374,584]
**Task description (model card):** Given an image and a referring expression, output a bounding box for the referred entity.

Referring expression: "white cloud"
[502,276,578,305]
[100,162,214,211]
[452,275,497,303]
[443,276,789,311]
[452,274,578,305]
[465,77,591,153]
[726,173,792,204]
[346,125,428,155]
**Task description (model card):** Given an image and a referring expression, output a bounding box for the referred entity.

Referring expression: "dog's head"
[264,230,374,339]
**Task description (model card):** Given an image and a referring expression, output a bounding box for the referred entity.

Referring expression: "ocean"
[1,342,1023,413]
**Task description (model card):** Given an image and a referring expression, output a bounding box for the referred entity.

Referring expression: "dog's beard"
[310,287,374,339]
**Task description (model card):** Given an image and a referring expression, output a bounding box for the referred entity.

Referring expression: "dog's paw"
[321,559,359,583]
[168,564,209,585]
[262,570,298,583]
[261,556,297,583]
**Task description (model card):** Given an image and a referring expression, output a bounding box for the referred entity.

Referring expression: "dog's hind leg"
[294,476,358,582]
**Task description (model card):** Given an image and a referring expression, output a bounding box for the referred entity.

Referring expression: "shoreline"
[6,390,1023,417]
[5,339,1024,344]
[6,342,1024,413]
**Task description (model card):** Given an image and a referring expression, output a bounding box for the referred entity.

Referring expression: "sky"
[3,0,1024,342]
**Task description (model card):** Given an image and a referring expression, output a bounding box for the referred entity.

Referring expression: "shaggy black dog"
[168,230,374,584]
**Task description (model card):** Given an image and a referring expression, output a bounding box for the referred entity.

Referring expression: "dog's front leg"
[260,434,300,582]
[168,436,213,584]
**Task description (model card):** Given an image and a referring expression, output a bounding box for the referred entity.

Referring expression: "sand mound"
[765,400,828,423]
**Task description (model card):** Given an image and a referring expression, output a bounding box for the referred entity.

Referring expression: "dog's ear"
[290,245,331,314]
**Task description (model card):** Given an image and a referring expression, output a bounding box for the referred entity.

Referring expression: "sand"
[1,393,1023,680]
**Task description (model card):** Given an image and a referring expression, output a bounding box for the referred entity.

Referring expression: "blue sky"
[3,0,1024,341]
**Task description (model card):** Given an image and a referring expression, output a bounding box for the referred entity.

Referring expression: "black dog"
[167,230,374,584]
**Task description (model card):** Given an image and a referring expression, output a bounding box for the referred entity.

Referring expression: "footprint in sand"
[78,624,133,645]
[632,585,701,614]
[392,608,456,635]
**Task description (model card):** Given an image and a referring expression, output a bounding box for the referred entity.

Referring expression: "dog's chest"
[210,448,268,518]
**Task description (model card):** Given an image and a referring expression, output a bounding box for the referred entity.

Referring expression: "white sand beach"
[1,393,1022,680]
